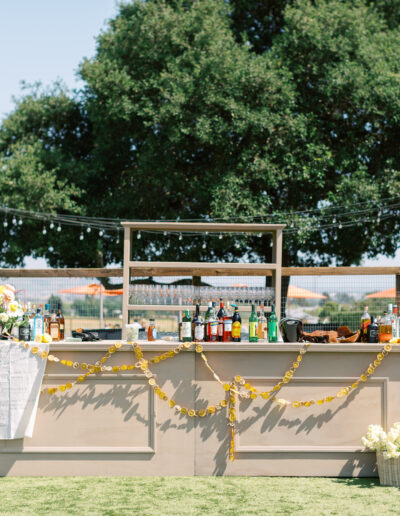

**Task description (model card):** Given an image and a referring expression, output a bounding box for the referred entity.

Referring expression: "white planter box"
[376,452,400,486]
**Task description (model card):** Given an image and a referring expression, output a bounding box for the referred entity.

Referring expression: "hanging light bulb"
[178,233,183,241]
[18,217,23,225]
[202,241,207,249]
[205,231,209,236]
[219,233,223,240]
[163,231,167,236]
[86,226,91,233]
[290,221,294,228]
[42,226,47,235]
[137,231,142,239]
[332,216,337,224]
[79,231,84,241]
[57,224,62,232]
[338,222,343,229]
[116,233,120,244]
[235,241,240,249]
[258,232,262,237]
[49,221,55,230]
[99,229,104,237]
[12,216,17,225]
[3,218,8,228]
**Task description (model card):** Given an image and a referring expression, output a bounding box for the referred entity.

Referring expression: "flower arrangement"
[362,423,400,459]
[0,284,24,338]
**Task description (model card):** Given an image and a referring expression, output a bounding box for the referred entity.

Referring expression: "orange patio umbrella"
[59,283,123,328]
[366,288,395,299]
[287,285,327,299]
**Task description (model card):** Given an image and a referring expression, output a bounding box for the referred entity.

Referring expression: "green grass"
[0,477,399,515]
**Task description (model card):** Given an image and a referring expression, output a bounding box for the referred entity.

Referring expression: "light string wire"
[0,200,399,237]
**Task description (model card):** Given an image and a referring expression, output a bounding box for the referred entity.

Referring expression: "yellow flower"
[8,301,19,313]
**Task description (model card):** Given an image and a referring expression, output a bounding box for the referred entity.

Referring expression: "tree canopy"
[1,0,400,267]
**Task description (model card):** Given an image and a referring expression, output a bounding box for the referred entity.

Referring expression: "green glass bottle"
[249,304,258,342]
[182,310,192,342]
[268,303,278,343]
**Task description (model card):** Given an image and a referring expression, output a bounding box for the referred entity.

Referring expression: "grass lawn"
[0,477,399,515]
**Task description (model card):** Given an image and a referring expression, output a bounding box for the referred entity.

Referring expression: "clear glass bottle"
[393,305,399,339]
[257,308,268,342]
[193,304,204,342]
[32,308,44,340]
[379,311,392,343]
[147,318,157,341]
[48,309,60,341]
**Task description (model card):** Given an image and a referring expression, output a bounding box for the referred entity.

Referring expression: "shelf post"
[122,226,131,340]
[272,228,283,322]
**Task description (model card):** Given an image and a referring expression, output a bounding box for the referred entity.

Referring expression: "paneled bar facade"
[1,341,398,476]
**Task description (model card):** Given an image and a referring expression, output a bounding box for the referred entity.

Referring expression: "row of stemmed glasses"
[129,284,275,307]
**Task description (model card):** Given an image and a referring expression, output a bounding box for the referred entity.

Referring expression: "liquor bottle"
[32,308,44,340]
[193,304,204,342]
[43,304,51,333]
[393,305,399,339]
[223,311,232,342]
[182,310,192,342]
[48,309,60,341]
[360,306,371,343]
[57,304,65,340]
[367,316,379,343]
[204,302,213,342]
[18,313,30,341]
[249,305,258,342]
[231,306,241,342]
[257,308,268,342]
[268,304,278,343]
[217,299,226,342]
[207,303,218,342]
[147,318,157,341]
[28,303,36,335]
[379,311,392,343]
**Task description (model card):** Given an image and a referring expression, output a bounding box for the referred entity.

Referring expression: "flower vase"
[376,452,400,486]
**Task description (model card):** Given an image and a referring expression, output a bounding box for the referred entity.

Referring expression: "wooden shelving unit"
[121,221,285,339]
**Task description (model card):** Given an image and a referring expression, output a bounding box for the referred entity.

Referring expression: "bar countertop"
[48,340,400,353]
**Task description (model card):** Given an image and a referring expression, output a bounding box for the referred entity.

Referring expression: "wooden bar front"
[1,342,399,477]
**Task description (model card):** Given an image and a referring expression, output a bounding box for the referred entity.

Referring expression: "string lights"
[0,195,399,241]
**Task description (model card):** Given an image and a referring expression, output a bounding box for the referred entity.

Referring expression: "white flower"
[0,313,9,323]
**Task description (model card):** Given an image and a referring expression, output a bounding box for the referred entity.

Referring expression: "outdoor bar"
[1,222,399,477]
[1,340,399,476]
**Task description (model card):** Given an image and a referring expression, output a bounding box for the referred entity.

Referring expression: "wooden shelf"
[122,221,284,338]
[121,222,285,233]
[129,261,277,276]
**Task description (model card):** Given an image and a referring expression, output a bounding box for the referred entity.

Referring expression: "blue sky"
[0,0,119,121]
[0,1,398,268]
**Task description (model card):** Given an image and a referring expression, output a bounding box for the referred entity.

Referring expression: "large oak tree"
[0,0,400,270]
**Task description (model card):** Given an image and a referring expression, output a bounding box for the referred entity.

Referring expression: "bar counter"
[1,341,399,476]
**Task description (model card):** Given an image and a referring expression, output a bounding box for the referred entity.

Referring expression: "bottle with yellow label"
[249,304,258,342]
[232,306,241,342]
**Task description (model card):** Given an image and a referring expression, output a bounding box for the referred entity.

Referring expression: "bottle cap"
[364,306,368,310]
